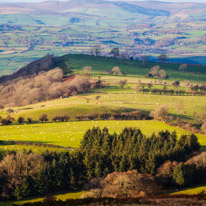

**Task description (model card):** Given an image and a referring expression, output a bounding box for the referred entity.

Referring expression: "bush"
[100,113,111,120]
[52,115,70,122]
[1,118,12,125]
[7,109,14,113]
[150,105,169,122]
[17,117,24,124]
[27,117,32,123]
[39,114,48,123]
[83,170,161,198]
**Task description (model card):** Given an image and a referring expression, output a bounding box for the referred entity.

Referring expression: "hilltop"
[1,53,206,85]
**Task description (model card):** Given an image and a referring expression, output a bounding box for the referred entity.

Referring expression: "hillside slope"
[1,54,206,85]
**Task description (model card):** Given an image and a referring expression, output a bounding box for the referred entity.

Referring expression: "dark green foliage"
[1,118,12,125]
[172,163,187,187]
[52,115,70,122]
[17,116,24,124]
[80,127,200,176]
[27,117,32,123]
[39,114,48,123]
[14,178,31,200]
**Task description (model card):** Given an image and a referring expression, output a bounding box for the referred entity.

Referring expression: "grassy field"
[2,89,205,125]
[0,191,84,206]
[0,144,69,160]
[171,185,206,195]
[0,120,205,149]
[61,54,206,82]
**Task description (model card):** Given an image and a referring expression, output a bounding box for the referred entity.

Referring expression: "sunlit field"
[0,120,205,149]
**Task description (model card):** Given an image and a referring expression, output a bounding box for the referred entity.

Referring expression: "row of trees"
[76,111,150,121]
[137,88,206,96]
[0,127,203,200]
[91,46,169,64]
[80,127,200,177]
[134,80,206,96]
[0,110,150,126]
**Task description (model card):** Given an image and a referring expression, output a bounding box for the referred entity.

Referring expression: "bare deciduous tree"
[39,114,48,123]
[159,69,167,79]
[110,48,120,58]
[83,66,92,76]
[91,45,102,56]
[150,105,169,122]
[0,152,44,198]
[174,101,184,115]
[112,67,121,76]
[119,79,127,89]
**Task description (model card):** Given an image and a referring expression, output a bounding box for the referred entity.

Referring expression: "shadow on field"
[172,113,194,121]
[0,140,50,145]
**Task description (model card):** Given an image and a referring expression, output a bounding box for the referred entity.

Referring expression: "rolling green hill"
[59,54,206,82]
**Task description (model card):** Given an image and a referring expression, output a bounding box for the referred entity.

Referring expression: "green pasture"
[0,120,205,149]
[0,190,84,206]
[2,88,205,125]
[171,185,206,195]
[62,54,206,82]
[0,144,68,160]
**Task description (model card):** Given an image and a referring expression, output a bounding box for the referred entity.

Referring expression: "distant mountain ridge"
[0,0,205,18]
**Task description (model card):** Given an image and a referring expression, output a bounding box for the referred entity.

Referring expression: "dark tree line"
[76,111,150,121]
[138,88,206,96]
[80,127,200,177]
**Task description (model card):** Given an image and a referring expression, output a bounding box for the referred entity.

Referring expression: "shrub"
[39,114,48,123]
[100,113,111,120]
[27,117,32,123]
[7,109,14,113]
[150,105,169,122]
[83,170,161,198]
[17,117,24,124]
